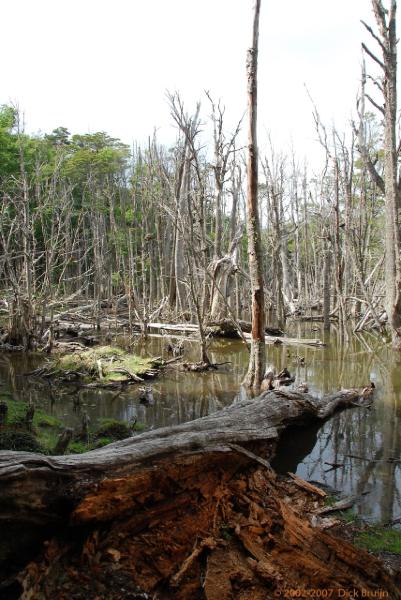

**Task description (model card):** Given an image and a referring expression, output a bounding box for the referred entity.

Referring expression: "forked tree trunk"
[243,0,266,392]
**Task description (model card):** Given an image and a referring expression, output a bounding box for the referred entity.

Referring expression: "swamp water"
[1,323,400,525]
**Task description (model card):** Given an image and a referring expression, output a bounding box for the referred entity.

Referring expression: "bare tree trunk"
[323,239,331,330]
[243,0,265,392]
[362,1,401,348]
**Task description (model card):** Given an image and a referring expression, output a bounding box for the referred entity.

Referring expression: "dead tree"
[361,0,401,349]
[0,385,374,525]
[243,0,266,392]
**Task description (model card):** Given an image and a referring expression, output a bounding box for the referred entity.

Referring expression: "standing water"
[0,323,400,524]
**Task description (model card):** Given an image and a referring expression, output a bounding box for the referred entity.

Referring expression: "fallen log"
[315,495,357,515]
[0,385,374,525]
[1,382,398,599]
[207,318,284,338]
[145,321,325,347]
[253,332,325,347]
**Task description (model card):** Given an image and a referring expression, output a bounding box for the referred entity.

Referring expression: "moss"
[37,427,61,452]
[0,394,146,455]
[0,430,43,452]
[67,417,145,453]
[69,436,116,454]
[96,419,131,440]
[132,421,146,432]
[94,436,114,448]
[355,527,401,555]
[0,397,63,453]
[338,508,357,523]
[323,495,337,507]
[35,412,61,428]
[69,440,89,454]
[52,346,155,383]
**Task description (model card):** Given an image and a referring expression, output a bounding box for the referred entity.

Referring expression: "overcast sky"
[1,0,388,164]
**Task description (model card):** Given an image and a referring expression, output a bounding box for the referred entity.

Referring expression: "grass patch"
[338,508,357,523]
[323,495,337,507]
[355,527,401,554]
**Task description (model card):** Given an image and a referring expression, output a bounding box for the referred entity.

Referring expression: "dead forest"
[1,0,401,598]
[1,6,399,355]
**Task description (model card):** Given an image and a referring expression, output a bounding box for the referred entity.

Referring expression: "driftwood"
[207,318,284,338]
[146,321,326,347]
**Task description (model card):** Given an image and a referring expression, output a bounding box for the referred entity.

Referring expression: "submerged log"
[1,383,398,599]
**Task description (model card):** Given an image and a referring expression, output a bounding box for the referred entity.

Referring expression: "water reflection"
[0,325,400,524]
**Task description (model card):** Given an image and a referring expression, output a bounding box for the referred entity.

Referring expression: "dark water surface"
[1,323,400,524]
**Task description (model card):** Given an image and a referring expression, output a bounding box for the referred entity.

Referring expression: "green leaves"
[0,105,19,179]
[62,131,130,181]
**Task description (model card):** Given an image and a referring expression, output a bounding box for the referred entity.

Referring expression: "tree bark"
[0,385,372,526]
[363,1,401,348]
[2,384,398,600]
[243,0,266,392]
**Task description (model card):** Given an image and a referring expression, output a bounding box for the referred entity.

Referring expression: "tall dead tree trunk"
[323,237,331,330]
[243,0,265,392]
[362,0,401,349]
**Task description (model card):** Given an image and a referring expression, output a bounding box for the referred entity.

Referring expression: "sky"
[0,0,388,165]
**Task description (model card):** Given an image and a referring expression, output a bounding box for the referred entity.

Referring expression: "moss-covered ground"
[354,526,401,554]
[327,494,401,562]
[0,394,144,455]
[54,346,156,383]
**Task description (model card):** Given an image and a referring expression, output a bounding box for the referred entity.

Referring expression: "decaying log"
[207,318,284,338]
[0,384,374,526]
[146,321,325,347]
[1,382,399,599]
[315,495,357,515]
